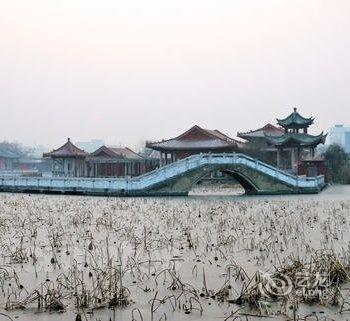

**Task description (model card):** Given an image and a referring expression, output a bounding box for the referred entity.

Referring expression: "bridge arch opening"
[221,170,259,194]
[188,169,258,196]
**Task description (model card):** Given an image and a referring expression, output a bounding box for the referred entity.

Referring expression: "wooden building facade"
[87,146,146,178]
[0,150,20,171]
[44,140,147,178]
[298,157,328,181]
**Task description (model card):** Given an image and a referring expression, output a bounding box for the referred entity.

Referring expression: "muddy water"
[1,185,350,321]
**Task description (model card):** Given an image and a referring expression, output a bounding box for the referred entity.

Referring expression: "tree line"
[324,144,350,184]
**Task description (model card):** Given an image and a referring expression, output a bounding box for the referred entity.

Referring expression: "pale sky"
[1,0,350,149]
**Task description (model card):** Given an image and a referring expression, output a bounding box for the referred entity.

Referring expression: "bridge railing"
[131,153,324,189]
[0,153,325,192]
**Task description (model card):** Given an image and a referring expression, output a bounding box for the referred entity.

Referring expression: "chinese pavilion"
[0,143,21,171]
[265,108,327,173]
[43,138,88,177]
[86,146,146,178]
[146,125,242,166]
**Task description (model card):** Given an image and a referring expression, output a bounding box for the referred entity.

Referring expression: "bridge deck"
[0,153,326,196]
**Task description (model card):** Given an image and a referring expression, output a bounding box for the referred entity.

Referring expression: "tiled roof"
[43,138,88,158]
[89,145,143,160]
[265,132,327,147]
[142,148,161,159]
[146,125,241,151]
[277,108,314,128]
[148,140,235,150]
[238,123,284,140]
[109,147,143,160]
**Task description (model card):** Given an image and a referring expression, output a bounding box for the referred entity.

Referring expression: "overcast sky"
[1,0,350,149]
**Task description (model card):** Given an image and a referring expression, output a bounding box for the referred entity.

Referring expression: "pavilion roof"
[43,138,88,158]
[237,123,284,141]
[277,108,314,129]
[265,132,327,147]
[146,125,242,151]
[88,145,143,160]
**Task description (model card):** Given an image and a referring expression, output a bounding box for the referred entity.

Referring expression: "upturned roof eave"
[237,124,284,140]
[276,120,314,128]
[146,125,240,150]
[43,138,88,158]
[277,112,315,128]
[265,132,327,147]
[90,145,143,160]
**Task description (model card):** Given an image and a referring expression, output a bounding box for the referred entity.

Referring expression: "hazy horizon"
[1,0,350,150]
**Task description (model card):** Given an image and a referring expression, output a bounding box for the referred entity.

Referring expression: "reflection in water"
[190,184,349,201]
[189,183,245,196]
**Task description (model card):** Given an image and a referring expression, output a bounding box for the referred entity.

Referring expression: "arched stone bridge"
[0,153,326,196]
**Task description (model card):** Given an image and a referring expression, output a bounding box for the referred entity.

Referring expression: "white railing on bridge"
[0,153,325,192]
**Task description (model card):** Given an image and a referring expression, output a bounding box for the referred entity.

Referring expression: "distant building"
[146,125,242,166]
[0,148,20,171]
[30,145,50,158]
[0,142,51,175]
[76,139,105,153]
[328,125,350,152]
[43,138,88,177]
